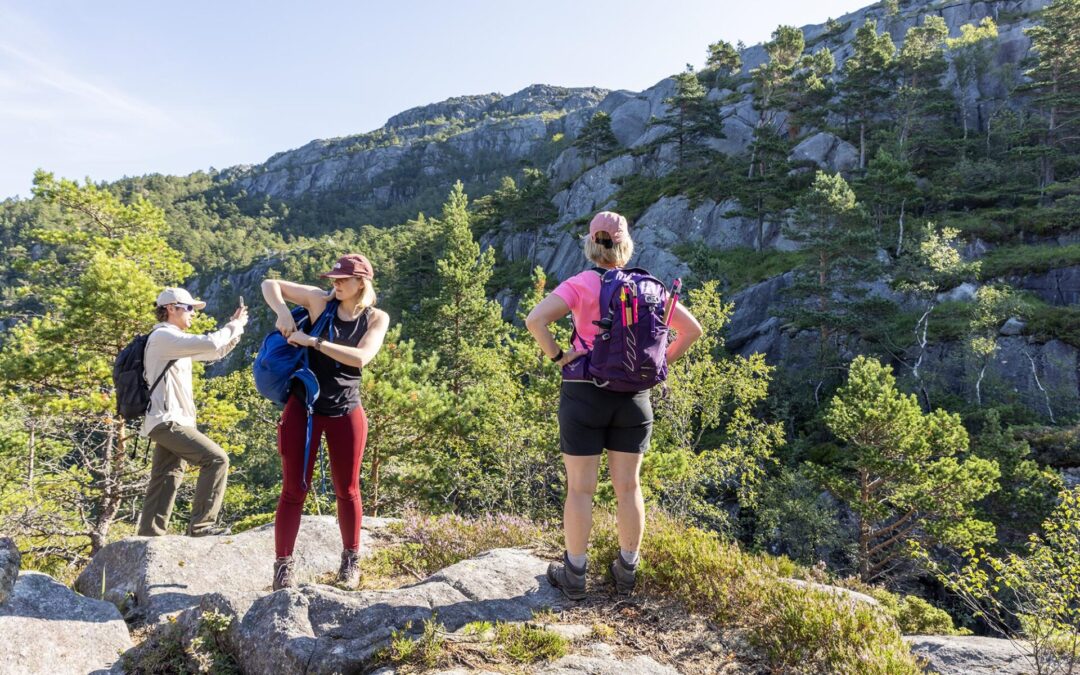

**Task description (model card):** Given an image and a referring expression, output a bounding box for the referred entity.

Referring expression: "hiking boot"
[337,548,361,589]
[610,552,638,595]
[273,556,296,591]
[189,525,231,538]
[546,552,587,601]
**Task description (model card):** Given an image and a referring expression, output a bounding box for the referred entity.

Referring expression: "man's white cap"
[155,287,206,310]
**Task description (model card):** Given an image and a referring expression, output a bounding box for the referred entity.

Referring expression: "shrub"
[379,617,445,669]
[867,588,970,635]
[375,511,551,577]
[590,510,921,673]
[494,623,568,663]
[748,583,920,674]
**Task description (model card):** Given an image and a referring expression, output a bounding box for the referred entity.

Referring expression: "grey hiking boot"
[546,552,587,600]
[610,552,637,595]
[337,548,361,589]
[273,556,296,591]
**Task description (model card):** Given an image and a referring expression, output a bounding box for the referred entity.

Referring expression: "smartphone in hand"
[239,295,245,308]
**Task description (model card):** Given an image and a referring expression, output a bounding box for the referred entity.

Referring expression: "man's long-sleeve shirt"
[140,320,245,437]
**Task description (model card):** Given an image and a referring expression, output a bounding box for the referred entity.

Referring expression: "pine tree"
[414,182,508,397]
[748,25,806,177]
[840,20,896,169]
[784,171,876,344]
[0,172,212,558]
[1024,0,1080,191]
[574,111,619,164]
[822,356,1000,582]
[706,39,742,88]
[947,18,1000,145]
[654,66,728,167]
[894,16,952,164]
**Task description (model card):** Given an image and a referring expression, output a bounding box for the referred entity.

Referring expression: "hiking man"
[137,287,247,537]
[526,211,703,599]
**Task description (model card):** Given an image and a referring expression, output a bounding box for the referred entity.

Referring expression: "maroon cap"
[320,253,374,280]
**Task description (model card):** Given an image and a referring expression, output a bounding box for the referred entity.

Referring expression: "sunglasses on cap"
[172,303,196,312]
[593,234,615,249]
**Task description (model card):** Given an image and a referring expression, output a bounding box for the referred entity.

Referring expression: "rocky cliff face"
[203,0,1069,419]
[230,85,608,207]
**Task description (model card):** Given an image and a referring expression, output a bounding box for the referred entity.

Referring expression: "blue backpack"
[253,299,339,488]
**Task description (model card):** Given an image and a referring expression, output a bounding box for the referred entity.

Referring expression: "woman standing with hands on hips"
[261,254,389,590]
[526,212,703,599]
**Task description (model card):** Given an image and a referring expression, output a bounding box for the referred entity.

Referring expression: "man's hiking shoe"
[547,552,587,600]
[610,552,638,595]
[273,556,296,591]
[337,548,361,589]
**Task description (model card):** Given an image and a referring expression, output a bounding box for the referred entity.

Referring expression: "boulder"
[1013,266,1080,306]
[75,515,396,625]
[999,317,1026,336]
[230,548,563,675]
[905,635,1033,675]
[0,537,19,606]
[0,571,133,675]
[783,578,879,607]
[789,132,859,173]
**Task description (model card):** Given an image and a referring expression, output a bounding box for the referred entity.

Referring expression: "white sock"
[621,549,639,566]
[567,552,587,571]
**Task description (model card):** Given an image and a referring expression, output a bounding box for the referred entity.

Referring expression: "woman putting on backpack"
[261,254,389,590]
[526,211,703,599]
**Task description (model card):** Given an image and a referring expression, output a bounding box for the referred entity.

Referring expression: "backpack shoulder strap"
[145,328,176,396]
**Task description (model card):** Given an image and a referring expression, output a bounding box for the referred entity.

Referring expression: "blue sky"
[0,0,871,200]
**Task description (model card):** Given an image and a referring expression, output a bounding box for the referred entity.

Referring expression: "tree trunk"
[858,468,871,583]
[91,419,126,554]
[859,121,866,170]
[27,424,35,491]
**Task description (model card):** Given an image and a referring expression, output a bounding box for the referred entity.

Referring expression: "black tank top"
[291,307,370,416]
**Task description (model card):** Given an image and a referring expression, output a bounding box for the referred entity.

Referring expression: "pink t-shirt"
[552,270,603,350]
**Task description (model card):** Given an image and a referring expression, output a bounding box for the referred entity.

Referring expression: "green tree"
[858,147,919,252]
[414,182,509,396]
[748,25,806,177]
[360,325,447,515]
[785,171,875,347]
[921,487,1080,673]
[969,410,1063,547]
[840,20,897,169]
[822,356,1000,582]
[649,281,784,530]
[0,172,212,559]
[1024,0,1080,191]
[894,16,952,163]
[573,111,619,164]
[654,66,728,167]
[706,39,742,88]
[947,18,1000,144]
[894,224,978,408]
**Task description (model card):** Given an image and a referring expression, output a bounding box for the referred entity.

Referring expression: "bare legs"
[561,451,644,557]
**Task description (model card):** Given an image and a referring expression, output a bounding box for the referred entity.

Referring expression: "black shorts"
[558,382,653,456]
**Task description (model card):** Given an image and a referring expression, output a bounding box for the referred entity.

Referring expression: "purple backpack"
[563,267,670,392]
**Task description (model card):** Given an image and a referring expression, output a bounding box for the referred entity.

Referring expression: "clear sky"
[0,0,872,200]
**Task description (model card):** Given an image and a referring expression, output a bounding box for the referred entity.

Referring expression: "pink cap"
[589,211,629,244]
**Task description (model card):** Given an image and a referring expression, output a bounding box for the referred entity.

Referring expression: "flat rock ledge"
[0,571,133,675]
[76,515,397,624]
[906,635,1035,675]
[133,548,680,675]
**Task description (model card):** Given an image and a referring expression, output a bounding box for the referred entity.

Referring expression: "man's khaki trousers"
[137,422,229,536]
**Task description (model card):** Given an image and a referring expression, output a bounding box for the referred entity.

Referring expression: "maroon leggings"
[275,395,367,557]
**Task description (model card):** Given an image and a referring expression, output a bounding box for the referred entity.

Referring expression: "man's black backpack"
[113,329,175,420]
